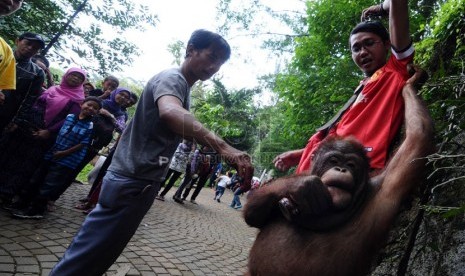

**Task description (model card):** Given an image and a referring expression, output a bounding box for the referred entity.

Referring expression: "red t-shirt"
[296,47,414,173]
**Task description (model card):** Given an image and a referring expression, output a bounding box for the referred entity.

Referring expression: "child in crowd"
[89,75,119,99]
[229,173,244,209]
[83,81,95,97]
[11,97,102,219]
[250,176,261,190]
[214,171,232,203]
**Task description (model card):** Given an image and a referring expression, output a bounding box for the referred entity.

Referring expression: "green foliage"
[217,0,262,35]
[411,0,465,218]
[415,0,465,151]
[217,0,306,56]
[0,0,158,76]
[252,104,294,175]
[415,0,465,75]
[442,205,465,219]
[191,79,260,153]
[167,40,185,67]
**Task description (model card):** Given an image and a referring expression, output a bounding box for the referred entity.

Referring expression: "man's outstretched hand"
[222,149,254,191]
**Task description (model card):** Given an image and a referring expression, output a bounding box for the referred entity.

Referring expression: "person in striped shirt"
[11,96,102,219]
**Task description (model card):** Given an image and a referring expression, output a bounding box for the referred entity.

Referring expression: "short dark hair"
[349,21,389,45]
[129,92,138,103]
[83,96,102,109]
[186,29,231,61]
[104,75,119,87]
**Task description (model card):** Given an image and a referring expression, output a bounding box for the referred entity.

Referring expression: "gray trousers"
[50,171,160,276]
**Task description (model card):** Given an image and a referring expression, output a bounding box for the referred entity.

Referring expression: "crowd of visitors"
[0,29,141,219]
[152,140,252,207]
[0,28,255,223]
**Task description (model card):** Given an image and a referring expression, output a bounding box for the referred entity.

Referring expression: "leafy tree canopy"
[191,79,260,153]
[0,0,158,76]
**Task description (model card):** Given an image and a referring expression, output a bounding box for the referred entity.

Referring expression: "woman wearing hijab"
[0,67,86,205]
[99,87,131,133]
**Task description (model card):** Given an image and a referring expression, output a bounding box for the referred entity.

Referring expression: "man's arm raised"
[361,0,411,51]
[389,0,411,51]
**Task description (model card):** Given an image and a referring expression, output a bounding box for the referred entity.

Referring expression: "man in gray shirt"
[51,29,254,276]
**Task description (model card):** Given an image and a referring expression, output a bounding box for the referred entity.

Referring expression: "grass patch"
[76,163,93,184]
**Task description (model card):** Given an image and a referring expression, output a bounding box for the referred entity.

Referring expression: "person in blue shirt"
[10,96,102,219]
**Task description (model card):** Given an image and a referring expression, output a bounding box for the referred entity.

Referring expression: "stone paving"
[0,183,257,275]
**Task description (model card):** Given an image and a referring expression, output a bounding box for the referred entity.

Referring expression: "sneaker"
[234,205,242,209]
[155,195,165,201]
[173,196,184,204]
[190,199,197,204]
[11,207,44,219]
[217,198,221,203]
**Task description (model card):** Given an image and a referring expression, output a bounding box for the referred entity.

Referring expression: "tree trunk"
[42,0,88,55]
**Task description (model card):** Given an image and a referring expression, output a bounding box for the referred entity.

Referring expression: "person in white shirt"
[214,171,232,202]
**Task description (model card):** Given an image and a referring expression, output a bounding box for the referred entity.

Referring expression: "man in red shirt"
[274,0,414,173]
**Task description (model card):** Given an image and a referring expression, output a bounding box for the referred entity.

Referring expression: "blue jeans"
[230,187,243,207]
[50,171,160,276]
[215,186,225,199]
[20,161,74,211]
[39,162,75,201]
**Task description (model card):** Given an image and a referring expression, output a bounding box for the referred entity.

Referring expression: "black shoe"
[173,196,184,204]
[155,195,165,201]
[217,198,221,203]
[11,207,44,219]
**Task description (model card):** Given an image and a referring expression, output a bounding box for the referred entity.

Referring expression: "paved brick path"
[0,183,257,275]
